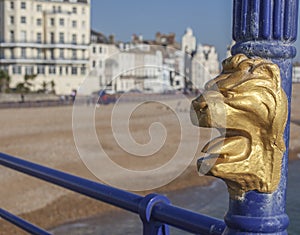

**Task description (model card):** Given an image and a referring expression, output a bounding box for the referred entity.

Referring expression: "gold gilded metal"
[191,54,288,198]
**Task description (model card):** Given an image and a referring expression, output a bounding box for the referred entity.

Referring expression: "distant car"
[97,90,116,105]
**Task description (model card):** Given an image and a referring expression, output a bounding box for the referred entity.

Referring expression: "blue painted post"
[228,0,299,234]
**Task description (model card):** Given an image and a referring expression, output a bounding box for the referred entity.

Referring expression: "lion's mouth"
[197,128,251,170]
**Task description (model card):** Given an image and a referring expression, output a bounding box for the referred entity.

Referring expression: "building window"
[37,33,42,43]
[58,6,62,13]
[21,48,26,58]
[82,35,85,44]
[59,18,64,26]
[59,66,63,75]
[92,47,96,53]
[37,65,45,74]
[71,67,77,75]
[82,21,85,28]
[99,47,102,53]
[25,66,34,75]
[72,7,77,14]
[0,66,9,73]
[52,6,56,13]
[92,60,96,67]
[50,32,55,43]
[72,34,77,44]
[81,66,86,75]
[10,30,14,42]
[65,66,68,75]
[37,4,42,12]
[82,7,85,14]
[10,16,14,24]
[20,31,27,42]
[72,49,77,59]
[49,65,56,74]
[99,60,102,68]
[21,16,26,24]
[59,32,64,43]
[13,66,22,74]
[37,18,42,26]
[9,48,14,58]
[50,18,55,26]
[10,1,14,9]
[50,49,54,59]
[72,20,77,28]
[37,48,42,58]
[59,49,64,58]
[21,2,26,9]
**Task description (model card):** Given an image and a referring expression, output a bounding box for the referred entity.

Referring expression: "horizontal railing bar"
[0,152,141,213]
[152,204,226,235]
[0,208,51,235]
[0,152,226,234]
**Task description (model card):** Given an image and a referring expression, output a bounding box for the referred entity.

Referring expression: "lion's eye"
[221,90,234,98]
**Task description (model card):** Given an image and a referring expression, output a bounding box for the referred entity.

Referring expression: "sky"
[91,0,300,61]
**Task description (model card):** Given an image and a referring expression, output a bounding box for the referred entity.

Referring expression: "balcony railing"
[0,42,89,49]
[0,57,89,63]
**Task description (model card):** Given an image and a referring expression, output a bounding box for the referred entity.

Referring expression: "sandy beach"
[1,84,300,234]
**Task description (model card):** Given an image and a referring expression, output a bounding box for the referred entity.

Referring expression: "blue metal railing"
[0,208,51,235]
[0,152,226,235]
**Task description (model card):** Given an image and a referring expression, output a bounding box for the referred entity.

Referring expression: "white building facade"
[181,28,196,54]
[89,42,165,94]
[0,0,90,94]
[109,44,164,93]
[88,31,119,94]
[180,27,220,91]
[192,44,220,89]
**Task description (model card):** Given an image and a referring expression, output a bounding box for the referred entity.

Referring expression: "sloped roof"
[91,30,109,44]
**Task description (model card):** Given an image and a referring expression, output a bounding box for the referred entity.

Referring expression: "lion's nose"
[190,103,199,126]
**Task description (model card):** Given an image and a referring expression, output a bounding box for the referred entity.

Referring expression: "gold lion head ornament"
[191,54,288,198]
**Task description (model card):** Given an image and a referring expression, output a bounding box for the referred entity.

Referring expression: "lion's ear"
[205,54,250,90]
[222,54,248,72]
[250,63,281,90]
[205,74,229,90]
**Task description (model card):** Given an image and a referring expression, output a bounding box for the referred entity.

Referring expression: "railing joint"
[138,193,170,235]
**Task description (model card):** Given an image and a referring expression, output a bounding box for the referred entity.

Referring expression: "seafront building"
[89,32,165,94]
[181,28,220,91]
[192,44,219,89]
[0,1,219,95]
[89,32,184,94]
[88,30,119,93]
[106,43,164,93]
[181,28,196,54]
[0,0,90,94]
